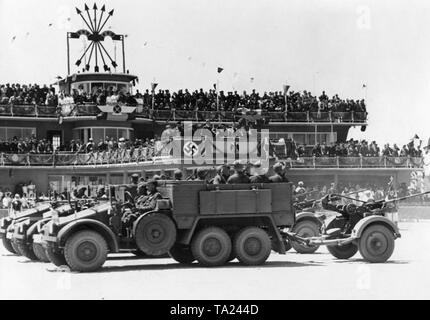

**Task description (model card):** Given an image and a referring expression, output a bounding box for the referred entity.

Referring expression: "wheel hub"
[244,237,262,256]
[367,232,388,255]
[77,241,97,262]
[203,237,222,257]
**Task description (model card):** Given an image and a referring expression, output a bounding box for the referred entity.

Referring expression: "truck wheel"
[191,227,231,267]
[45,247,67,267]
[2,237,17,254]
[33,243,50,262]
[358,224,395,263]
[291,220,320,254]
[134,213,177,256]
[169,243,195,264]
[234,227,271,266]
[11,241,21,255]
[16,242,38,261]
[64,230,108,272]
[327,243,358,259]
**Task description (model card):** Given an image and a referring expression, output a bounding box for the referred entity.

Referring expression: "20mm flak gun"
[288,189,368,254]
[284,190,430,263]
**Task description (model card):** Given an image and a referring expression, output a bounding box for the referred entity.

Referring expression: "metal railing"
[0,103,368,123]
[0,151,423,168]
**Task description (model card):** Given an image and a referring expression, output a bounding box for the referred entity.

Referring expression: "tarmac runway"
[1,221,430,300]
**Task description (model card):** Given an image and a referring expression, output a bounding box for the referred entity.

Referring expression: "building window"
[0,127,36,140]
[72,127,133,143]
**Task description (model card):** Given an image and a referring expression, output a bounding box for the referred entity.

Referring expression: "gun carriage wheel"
[358,224,395,263]
[291,220,321,254]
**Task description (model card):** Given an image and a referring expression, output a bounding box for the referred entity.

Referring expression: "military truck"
[12,204,77,261]
[40,181,295,272]
[1,203,53,255]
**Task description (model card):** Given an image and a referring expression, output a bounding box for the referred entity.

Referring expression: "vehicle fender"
[26,218,50,238]
[351,216,401,239]
[295,211,322,226]
[57,219,119,253]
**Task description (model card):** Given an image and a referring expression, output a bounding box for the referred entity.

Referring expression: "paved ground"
[1,221,430,300]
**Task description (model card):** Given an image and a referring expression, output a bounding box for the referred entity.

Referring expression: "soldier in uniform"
[174,169,183,181]
[249,161,270,183]
[227,161,250,184]
[125,173,140,201]
[269,162,289,182]
[122,180,162,227]
[135,180,162,213]
[194,168,208,182]
[212,165,230,184]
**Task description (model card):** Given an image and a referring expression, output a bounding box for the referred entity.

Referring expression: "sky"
[1,0,429,146]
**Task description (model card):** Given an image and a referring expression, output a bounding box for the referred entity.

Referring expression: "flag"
[213,83,217,90]
[217,67,224,73]
[151,83,158,91]
[283,85,290,95]
[413,134,419,140]
[362,84,367,88]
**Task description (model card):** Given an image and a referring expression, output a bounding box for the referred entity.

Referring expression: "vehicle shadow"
[85,259,326,274]
[332,258,410,265]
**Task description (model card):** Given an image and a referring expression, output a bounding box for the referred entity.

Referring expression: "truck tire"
[234,227,271,266]
[358,224,395,263]
[191,227,231,267]
[169,243,195,264]
[291,220,320,254]
[134,213,177,256]
[2,237,17,254]
[33,243,50,262]
[45,247,67,267]
[327,243,358,259]
[16,241,38,261]
[11,241,21,255]
[64,230,108,272]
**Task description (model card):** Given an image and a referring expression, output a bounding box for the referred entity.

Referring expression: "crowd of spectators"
[1,82,366,116]
[293,178,429,205]
[292,138,423,158]
[135,88,366,114]
[0,83,57,106]
[0,135,158,155]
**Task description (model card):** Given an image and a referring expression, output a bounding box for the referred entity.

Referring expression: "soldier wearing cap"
[249,161,270,183]
[269,162,289,183]
[212,165,230,184]
[227,161,250,184]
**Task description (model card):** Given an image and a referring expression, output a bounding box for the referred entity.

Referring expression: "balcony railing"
[0,102,368,123]
[0,151,423,169]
